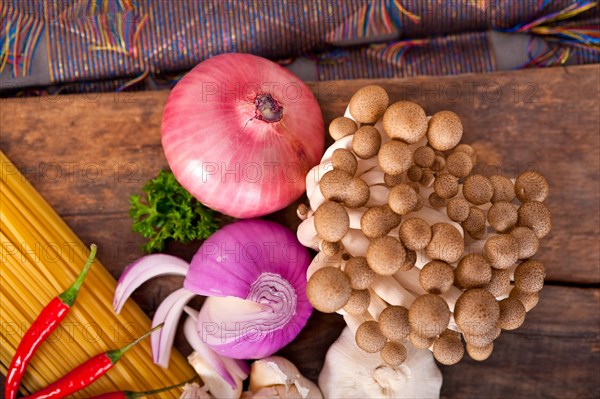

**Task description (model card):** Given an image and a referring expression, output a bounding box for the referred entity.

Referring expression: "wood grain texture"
[1,64,599,398]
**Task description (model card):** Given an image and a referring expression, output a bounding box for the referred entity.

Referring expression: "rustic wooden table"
[1,64,599,398]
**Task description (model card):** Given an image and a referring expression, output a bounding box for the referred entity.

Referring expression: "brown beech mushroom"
[352,126,382,159]
[484,234,519,270]
[433,329,464,365]
[498,297,526,330]
[384,172,404,187]
[461,206,486,236]
[378,140,413,176]
[487,201,518,233]
[389,183,419,215]
[413,146,435,168]
[321,240,341,256]
[399,218,432,250]
[407,165,424,182]
[426,223,464,264]
[320,170,370,208]
[419,261,454,294]
[430,155,446,173]
[515,171,549,202]
[348,85,389,123]
[314,201,350,242]
[454,143,477,164]
[514,260,546,293]
[428,192,447,208]
[408,294,451,338]
[466,343,494,361]
[306,267,352,313]
[408,332,436,349]
[355,320,387,353]
[426,111,463,151]
[510,227,540,259]
[463,326,501,348]
[484,268,511,297]
[380,341,408,366]
[446,151,473,178]
[361,204,402,238]
[296,203,309,220]
[463,174,494,205]
[344,256,376,290]
[517,201,552,238]
[343,289,371,315]
[401,249,417,271]
[378,305,410,341]
[454,288,500,336]
[366,236,407,275]
[447,197,471,223]
[434,173,460,199]
[509,288,540,312]
[332,148,358,176]
[382,101,428,143]
[329,116,358,140]
[489,175,516,203]
[455,254,492,289]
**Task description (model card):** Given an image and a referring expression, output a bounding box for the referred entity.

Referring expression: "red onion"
[161,53,324,218]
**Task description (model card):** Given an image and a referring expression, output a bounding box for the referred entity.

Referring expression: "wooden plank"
[1,65,599,397]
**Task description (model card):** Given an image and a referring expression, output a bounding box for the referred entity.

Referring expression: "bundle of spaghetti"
[0,150,195,398]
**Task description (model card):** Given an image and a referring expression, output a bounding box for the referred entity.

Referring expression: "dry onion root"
[298,85,552,366]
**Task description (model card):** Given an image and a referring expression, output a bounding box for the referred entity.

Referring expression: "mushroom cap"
[321,240,341,256]
[455,254,493,289]
[361,204,402,238]
[466,342,494,361]
[382,101,428,143]
[389,183,419,215]
[343,177,371,208]
[447,197,471,223]
[366,236,407,275]
[517,201,552,238]
[484,234,519,270]
[446,151,473,178]
[454,288,500,335]
[434,173,460,199]
[306,267,352,313]
[433,330,464,365]
[384,172,405,187]
[314,200,350,242]
[510,226,540,259]
[461,206,486,234]
[514,259,546,293]
[378,305,410,340]
[407,165,424,182]
[413,193,425,212]
[329,116,358,140]
[515,171,549,203]
[428,192,447,208]
[399,217,432,250]
[355,320,387,353]
[408,331,436,349]
[426,111,463,151]
[352,125,382,159]
[509,287,540,312]
[408,294,451,338]
[430,155,446,173]
[498,297,526,330]
[378,140,413,175]
[489,175,516,203]
[380,341,408,366]
[419,260,455,294]
[454,143,477,163]
[401,249,417,271]
[463,326,500,347]
[463,175,494,205]
[426,223,464,264]
[484,268,510,297]
[332,148,358,176]
[343,289,371,315]
[297,203,309,220]
[344,256,376,290]
[487,201,518,233]
[413,146,435,168]
[320,169,352,200]
[348,85,389,123]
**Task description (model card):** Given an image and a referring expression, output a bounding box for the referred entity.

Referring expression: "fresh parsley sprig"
[129,170,219,253]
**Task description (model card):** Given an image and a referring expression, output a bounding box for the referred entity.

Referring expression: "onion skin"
[162,53,324,218]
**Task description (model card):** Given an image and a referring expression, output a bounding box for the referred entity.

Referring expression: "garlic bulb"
[319,327,442,398]
[179,383,213,399]
[248,356,323,399]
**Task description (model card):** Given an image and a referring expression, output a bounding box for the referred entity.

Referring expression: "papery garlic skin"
[249,356,323,399]
[179,382,213,399]
[188,351,243,399]
[319,327,442,399]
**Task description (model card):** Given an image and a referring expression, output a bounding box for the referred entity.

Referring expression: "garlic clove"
[249,356,322,399]
[188,352,242,399]
[179,382,213,399]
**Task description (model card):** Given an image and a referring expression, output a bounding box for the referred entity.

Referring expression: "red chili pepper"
[86,378,195,399]
[23,324,163,399]
[5,244,98,399]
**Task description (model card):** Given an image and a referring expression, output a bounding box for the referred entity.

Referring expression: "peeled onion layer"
[184,219,313,359]
[161,53,324,218]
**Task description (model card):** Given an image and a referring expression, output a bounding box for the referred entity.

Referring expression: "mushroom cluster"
[297,85,551,366]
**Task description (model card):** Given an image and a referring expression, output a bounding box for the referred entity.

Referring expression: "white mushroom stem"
[361,170,386,186]
[393,268,426,296]
[307,252,342,280]
[306,162,333,198]
[309,185,327,211]
[507,264,518,281]
[370,276,416,308]
[355,156,380,176]
[365,186,389,207]
[346,207,368,229]
[321,135,353,163]
[441,287,462,312]
[297,217,319,250]
[341,229,371,257]
[343,313,367,335]
[367,289,388,318]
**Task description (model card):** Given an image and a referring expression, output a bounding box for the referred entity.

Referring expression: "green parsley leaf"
[129,170,219,253]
